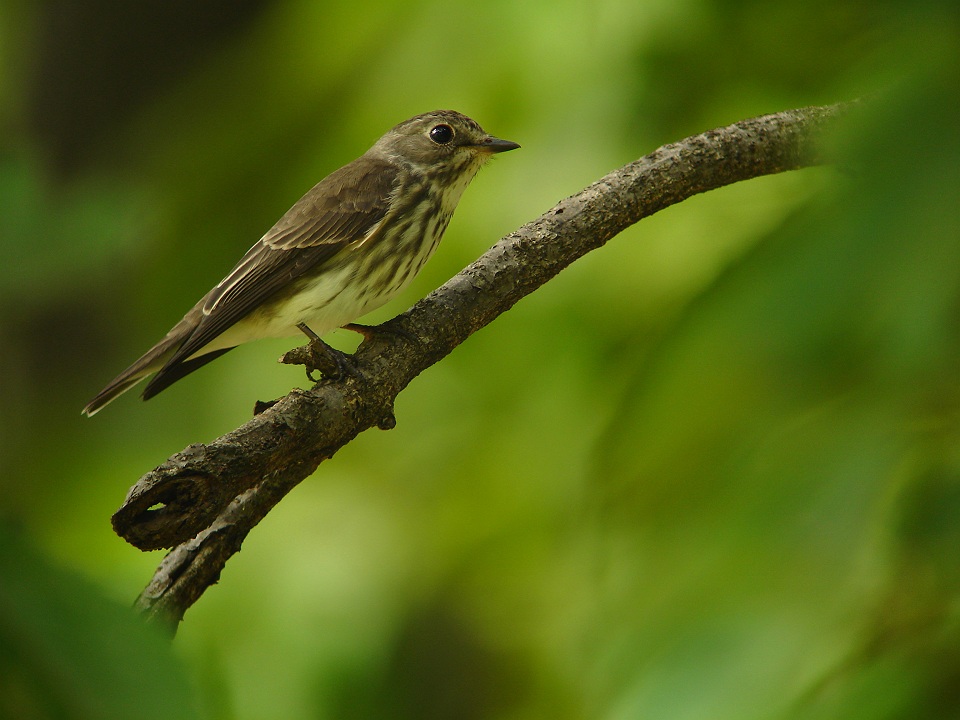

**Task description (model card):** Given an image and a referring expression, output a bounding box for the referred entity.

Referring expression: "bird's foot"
[279,323,360,382]
[305,338,358,382]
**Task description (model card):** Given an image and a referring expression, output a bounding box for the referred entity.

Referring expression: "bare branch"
[119,102,852,632]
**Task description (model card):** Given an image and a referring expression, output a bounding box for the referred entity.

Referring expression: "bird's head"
[372,110,519,176]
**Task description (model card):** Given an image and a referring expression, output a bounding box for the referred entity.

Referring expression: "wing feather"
[161,156,399,371]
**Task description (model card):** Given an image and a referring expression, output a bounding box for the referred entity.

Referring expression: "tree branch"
[121,102,852,632]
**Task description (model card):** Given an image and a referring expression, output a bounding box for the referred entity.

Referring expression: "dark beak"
[478,135,521,153]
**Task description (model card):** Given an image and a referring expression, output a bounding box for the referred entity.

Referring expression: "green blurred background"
[2,0,959,718]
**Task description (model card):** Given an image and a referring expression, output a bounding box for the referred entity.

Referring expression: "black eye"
[429,124,454,145]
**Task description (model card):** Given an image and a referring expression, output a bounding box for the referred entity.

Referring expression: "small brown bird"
[83,110,518,415]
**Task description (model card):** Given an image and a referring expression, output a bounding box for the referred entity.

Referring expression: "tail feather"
[142,347,234,401]
[82,349,172,417]
[82,373,152,417]
[82,316,197,416]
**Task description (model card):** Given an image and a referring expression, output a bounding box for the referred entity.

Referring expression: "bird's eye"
[428,124,455,145]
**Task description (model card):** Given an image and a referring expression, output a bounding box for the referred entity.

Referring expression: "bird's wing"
[163,157,400,368]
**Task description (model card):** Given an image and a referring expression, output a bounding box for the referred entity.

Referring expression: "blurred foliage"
[1,0,959,718]
[0,526,199,719]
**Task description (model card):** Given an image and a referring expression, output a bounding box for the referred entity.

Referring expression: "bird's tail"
[81,320,191,416]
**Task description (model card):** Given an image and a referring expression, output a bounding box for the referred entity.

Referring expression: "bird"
[82,110,519,416]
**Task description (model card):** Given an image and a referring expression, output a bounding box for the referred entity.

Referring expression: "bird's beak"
[477,136,521,153]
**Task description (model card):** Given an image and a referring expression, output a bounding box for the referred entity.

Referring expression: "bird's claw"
[279,323,360,382]
[304,338,359,381]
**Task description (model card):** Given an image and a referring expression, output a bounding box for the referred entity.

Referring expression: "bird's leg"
[282,322,359,382]
[343,322,419,345]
